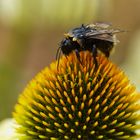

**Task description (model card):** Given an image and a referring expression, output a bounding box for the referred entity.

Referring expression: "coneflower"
[14,51,140,139]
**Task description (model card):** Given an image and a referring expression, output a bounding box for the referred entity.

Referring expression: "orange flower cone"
[14,51,140,139]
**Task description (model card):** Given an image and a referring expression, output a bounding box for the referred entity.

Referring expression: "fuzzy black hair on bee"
[56,23,124,69]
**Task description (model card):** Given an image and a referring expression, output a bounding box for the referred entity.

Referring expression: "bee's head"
[60,37,74,55]
[56,37,74,69]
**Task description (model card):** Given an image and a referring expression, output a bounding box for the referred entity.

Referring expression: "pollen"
[14,51,140,139]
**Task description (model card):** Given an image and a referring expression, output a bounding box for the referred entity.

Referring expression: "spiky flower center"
[14,51,140,140]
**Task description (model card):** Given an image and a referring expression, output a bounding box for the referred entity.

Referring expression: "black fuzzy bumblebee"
[56,23,123,67]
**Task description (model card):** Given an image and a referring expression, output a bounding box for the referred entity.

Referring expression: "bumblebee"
[56,23,123,67]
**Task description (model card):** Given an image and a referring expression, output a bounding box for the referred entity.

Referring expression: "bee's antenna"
[56,46,62,70]
[56,46,61,60]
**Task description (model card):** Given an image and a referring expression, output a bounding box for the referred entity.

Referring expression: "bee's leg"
[105,51,110,58]
[92,45,98,67]
[56,47,62,71]
[65,55,68,60]
[75,49,82,65]
[81,24,86,29]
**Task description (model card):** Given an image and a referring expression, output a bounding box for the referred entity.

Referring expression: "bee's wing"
[85,29,123,43]
[95,22,112,28]
[87,22,112,29]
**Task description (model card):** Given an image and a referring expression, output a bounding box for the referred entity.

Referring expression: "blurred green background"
[0,0,140,120]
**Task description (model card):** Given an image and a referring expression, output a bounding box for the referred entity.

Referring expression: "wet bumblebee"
[56,22,123,67]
